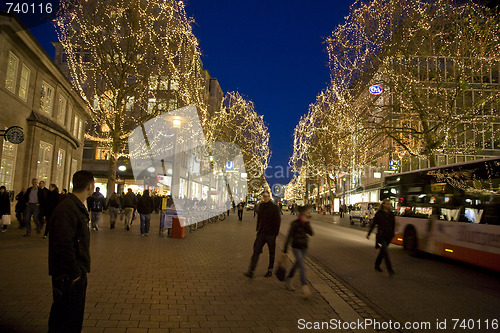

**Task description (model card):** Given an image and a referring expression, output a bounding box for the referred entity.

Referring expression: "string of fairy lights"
[287,0,499,201]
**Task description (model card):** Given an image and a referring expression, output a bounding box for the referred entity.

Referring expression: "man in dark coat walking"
[367,199,396,276]
[244,190,281,278]
[48,170,94,332]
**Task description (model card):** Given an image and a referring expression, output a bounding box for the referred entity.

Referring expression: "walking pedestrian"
[48,170,94,332]
[24,178,42,236]
[0,186,11,232]
[38,180,50,231]
[244,191,281,278]
[15,186,27,229]
[366,199,395,276]
[237,202,244,221]
[283,205,313,298]
[43,184,60,239]
[137,189,154,236]
[87,187,106,231]
[106,192,120,229]
[122,188,137,230]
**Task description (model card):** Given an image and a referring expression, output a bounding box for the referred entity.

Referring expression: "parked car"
[349,202,379,227]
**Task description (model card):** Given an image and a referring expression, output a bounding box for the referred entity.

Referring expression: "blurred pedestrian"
[0,186,11,232]
[244,191,281,278]
[43,184,60,239]
[87,187,106,231]
[237,202,244,221]
[106,192,120,229]
[122,188,137,231]
[48,170,94,332]
[283,205,313,298]
[367,199,395,276]
[15,186,27,229]
[38,180,50,231]
[137,189,153,236]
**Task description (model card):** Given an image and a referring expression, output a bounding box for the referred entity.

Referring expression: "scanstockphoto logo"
[128,105,248,225]
[1,0,62,29]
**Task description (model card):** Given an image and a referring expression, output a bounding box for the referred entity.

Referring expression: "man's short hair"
[72,171,94,192]
[95,187,100,192]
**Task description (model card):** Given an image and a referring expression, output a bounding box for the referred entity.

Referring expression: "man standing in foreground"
[244,190,281,278]
[48,170,94,332]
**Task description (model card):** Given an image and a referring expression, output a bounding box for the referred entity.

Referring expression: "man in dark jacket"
[244,190,281,278]
[122,188,137,231]
[367,199,395,276]
[87,187,106,231]
[24,178,43,236]
[137,189,154,236]
[15,186,27,229]
[48,170,94,332]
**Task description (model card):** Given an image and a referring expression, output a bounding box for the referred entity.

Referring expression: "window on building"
[67,104,73,128]
[83,146,93,159]
[18,64,30,101]
[54,148,66,187]
[170,78,179,91]
[5,52,19,93]
[72,115,79,137]
[0,137,18,190]
[93,95,99,110]
[125,96,135,112]
[40,81,54,115]
[78,118,84,141]
[36,141,53,183]
[494,124,500,150]
[147,98,156,113]
[69,158,77,191]
[168,99,178,111]
[61,51,68,63]
[57,95,67,124]
[95,147,110,160]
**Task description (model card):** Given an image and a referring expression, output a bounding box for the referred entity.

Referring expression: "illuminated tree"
[55,0,208,192]
[207,91,271,192]
[326,0,500,167]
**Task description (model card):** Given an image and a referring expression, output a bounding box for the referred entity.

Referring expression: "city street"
[2,209,499,332]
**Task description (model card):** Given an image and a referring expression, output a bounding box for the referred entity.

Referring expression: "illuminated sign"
[225,161,234,170]
[369,85,383,95]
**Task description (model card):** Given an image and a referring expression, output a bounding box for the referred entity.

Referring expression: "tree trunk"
[107,153,117,198]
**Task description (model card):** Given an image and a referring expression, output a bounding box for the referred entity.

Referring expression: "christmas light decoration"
[55,0,209,191]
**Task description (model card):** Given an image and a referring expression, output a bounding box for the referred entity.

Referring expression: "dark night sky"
[29,0,355,186]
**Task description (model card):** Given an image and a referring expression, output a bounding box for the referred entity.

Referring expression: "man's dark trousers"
[48,273,87,333]
[249,233,277,273]
[238,210,243,221]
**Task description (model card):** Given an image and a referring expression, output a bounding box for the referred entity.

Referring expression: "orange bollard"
[171,216,185,239]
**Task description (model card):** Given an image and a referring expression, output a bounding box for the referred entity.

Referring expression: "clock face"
[5,126,24,144]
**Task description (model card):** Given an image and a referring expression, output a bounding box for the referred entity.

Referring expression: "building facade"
[0,13,90,193]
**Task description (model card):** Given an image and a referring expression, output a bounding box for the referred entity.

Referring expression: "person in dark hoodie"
[43,184,60,239]
[244,190,281,278]
[48,170,94,332]
[87,187,106,231]
[367,199,395,276]
[283,205,313,298]
[137,189,154,236]
[0,186,11,232]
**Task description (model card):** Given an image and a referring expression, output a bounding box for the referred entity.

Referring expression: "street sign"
[225,161,234,170]
[389,160,399,170]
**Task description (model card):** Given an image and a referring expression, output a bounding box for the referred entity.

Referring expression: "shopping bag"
[275,252,288,281]
[2,215,11,225]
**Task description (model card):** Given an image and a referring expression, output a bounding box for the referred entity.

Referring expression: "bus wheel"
[350,217,354,225]
[403,227,419,257]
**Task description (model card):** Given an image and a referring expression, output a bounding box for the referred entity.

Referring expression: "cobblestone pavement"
[0,210,391,333]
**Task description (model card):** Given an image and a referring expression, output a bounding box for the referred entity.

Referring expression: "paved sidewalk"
[0,211,370,333]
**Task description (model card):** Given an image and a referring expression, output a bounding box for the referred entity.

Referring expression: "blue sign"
[225,161,234,170]
[389,160,399,170]
[369,85,383,95]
